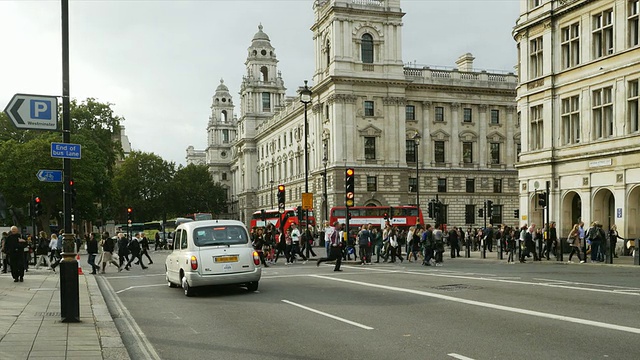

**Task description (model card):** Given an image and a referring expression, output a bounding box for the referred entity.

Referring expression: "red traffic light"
[69,180,74,186]
[127,207,133,213]
[34,197,41,203]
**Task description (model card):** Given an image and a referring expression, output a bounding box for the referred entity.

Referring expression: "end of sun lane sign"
[3,94,58,131]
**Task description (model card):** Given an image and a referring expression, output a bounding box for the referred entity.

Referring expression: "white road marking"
[116,284,167,294]
[534,278,640,291]
[282,300,374,330]
[448,353,476,360]
[310,275,640,335]
[107,273,165,279]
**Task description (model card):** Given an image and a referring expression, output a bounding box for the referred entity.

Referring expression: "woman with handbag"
[567,224,585,263]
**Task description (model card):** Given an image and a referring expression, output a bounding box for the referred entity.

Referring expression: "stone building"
[513,0,640,241]
[188,0,518,228]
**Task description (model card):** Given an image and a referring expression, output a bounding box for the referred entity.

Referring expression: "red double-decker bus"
[250,208,316,233]
[329,205,424,230]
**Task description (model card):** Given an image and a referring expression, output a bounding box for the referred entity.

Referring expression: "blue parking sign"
[30,100,52,120]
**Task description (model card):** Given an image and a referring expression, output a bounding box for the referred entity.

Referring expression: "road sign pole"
[59,0,79,324]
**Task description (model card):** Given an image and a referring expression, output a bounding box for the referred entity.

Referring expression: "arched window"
[260,66,268,82]
[221,110,228,122]
[325,39,331,68]
[361,33,374,64]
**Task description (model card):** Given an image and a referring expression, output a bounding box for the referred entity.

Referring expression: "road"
[97,250,640,360]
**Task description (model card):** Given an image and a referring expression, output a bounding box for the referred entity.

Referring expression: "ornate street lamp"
[300,81,312,229]
[413,131,421,210]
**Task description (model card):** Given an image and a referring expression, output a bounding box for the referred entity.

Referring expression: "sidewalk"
[0,266,130,360]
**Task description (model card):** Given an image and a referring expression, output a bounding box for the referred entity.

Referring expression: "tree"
[112,151,175,223]
[169,164,226,217]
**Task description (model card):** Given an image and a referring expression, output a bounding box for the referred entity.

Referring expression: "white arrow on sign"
[3,93,59,131]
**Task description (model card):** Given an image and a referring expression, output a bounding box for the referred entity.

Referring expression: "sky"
[0,0,521,166]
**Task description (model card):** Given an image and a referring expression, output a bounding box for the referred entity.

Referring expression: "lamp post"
[322,153,328,224]
[413,131,421,210]
[270,180,274,209]
[300,81,312,230]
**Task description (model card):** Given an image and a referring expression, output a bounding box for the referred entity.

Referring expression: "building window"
[222,173,227,181]
[435,106,444,121]
[462,142,473,164]
[630,0,640,47]
[437,178,447,193]
[629,80,639,133]
[409,177,417,193]
[406,140,416,162]
[561,23,580,69]
[593,9,614,59]
[325,104,330,120]
[592,86,614,139]
[367,176,377,192]
[434,141,445,163]
[361,33,374,64]
[222,129,229,143]
[463,108,473,122]
[561,95,581,144]
[493,178,503,193]
[364,137,376,159]
[466,178,475,193]
[262,92,271,112]
[364,101,375,116]
[530,37,543,78]
[530,105,544,150]
[516,142,522,162]
[490,109,500,125]
[406,105,415,121]
[465,204,475,225]
[490,205,503,225]
[490,143,500,164]
[529,0,542,9]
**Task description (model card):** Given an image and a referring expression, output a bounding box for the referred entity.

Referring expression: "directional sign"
[3,94,58,131]
[36,170,63,183]
[51,142,81,159]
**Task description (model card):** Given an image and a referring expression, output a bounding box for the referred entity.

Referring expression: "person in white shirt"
[316,222,343,271]
[288,224,307,264]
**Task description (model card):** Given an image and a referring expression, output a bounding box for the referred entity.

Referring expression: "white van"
[165,220,262,296]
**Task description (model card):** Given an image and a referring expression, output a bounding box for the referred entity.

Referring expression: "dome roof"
[215,79,229,93]
[252,24,270,42]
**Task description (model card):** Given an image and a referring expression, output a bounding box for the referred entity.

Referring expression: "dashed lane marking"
[282,299,374,330]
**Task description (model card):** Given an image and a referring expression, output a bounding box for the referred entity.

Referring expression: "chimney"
[456,53,475,72]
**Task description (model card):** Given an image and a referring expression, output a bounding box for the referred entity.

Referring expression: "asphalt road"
[99,250,640,360]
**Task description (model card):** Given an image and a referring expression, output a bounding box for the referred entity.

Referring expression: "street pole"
[323,157,328,224]
[300,81,312,234]
[60,0,79,323]
[413,132,420,213]
[270,180,274,209]
[482,200,487,259]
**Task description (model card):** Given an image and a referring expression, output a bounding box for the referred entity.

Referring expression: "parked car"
[165,219,262,296]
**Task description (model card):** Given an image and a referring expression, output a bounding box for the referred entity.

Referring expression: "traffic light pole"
[60,0,79,323]
[482,201,487,259]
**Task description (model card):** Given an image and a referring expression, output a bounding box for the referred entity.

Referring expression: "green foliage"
[169,164,227,217]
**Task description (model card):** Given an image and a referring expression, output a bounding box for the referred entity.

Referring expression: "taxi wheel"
[182,275,194,297]
[247,281,259,292]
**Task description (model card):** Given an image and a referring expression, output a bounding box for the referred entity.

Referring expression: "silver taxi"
[165,220,262,296]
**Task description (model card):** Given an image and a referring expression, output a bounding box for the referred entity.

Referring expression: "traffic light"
[297,206,303,223]
[70,179,77,204]
[127,207,133,223]
[478,208,484,218]
[345,168,355,207]
[428,202,434,219]
[277,185,285,211]
[383,212,388,220]
[514,209,520,219]
[33,196,42,216]
[261,209,266,222]
[538,192,547,207]
[486,200,493,218]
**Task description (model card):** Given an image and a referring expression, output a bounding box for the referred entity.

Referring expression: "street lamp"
[322,150,328,224]
[270,179,274,209]
[300,81,312,229]
[413,131,421,210]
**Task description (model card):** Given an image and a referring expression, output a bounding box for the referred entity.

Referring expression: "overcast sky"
[0,0,520,166]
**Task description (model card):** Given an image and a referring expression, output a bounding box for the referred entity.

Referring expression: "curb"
[86,275,131,360]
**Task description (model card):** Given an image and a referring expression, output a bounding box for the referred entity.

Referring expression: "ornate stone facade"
[188,0,518,227]
[514,0,640,240]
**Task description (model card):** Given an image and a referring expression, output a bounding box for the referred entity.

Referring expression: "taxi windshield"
[192,225,249,246]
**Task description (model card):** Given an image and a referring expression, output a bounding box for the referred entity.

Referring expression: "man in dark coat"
[5,226,27,282]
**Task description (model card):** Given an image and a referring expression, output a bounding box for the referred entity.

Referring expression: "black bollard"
[481,238,486,259]
[465,239,471,258]
[498,238,503,260]
[60,259,79,322]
